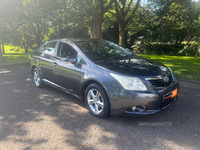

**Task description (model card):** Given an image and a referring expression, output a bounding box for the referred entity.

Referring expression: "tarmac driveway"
[0,65,200,150]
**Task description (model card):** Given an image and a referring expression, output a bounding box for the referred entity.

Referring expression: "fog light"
[132,106,137,111]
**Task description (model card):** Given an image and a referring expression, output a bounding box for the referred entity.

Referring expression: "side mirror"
[63,56,77,64]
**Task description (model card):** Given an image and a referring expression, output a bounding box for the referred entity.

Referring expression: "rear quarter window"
[40,42,57,55]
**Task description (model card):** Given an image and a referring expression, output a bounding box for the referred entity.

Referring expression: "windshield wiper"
[103,56,122,62]
[100,55,133,62]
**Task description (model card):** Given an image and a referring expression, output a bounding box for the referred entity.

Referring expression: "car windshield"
[74,40,132,61]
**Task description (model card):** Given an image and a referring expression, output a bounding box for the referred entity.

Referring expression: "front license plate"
[164,89,178,101]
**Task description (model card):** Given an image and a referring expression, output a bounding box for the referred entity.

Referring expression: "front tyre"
[33,68,43,88]
[85,83,110,118]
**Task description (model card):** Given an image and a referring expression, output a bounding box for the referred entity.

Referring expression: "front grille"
[147,75,172,90]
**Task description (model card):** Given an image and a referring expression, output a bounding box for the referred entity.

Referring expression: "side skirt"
[42,79,80,99]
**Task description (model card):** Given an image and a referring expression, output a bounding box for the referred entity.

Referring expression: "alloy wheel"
[87,89,104,115]
[33,68,41,87]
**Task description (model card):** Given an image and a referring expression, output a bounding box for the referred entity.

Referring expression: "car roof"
[47,38,104,43]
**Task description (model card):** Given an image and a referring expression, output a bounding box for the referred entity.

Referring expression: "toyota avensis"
[29,38,179,118]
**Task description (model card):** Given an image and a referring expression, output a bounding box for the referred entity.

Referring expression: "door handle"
[52,62,58,68]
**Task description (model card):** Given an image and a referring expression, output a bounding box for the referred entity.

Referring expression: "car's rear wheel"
[33,68,43,88]
[85,83,110,118]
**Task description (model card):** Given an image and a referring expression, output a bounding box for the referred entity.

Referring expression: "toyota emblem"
[163,76,170,83]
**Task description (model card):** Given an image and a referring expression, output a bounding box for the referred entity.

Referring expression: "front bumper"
[124,95,178,116]
[105,82,179,116]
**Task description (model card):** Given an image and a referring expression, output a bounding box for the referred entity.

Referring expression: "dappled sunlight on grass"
[140,55,200,81]
[2,45,29,64]
[4,45,25,53]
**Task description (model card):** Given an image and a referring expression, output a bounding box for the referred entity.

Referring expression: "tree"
[0,45,5,63]
[67,0,114,39]
[0,0,58,51]
[109,0,141,47]
[142,0,200,45]
[48,0,90,39]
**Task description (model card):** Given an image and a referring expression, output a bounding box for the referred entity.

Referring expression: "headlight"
[110,73,147,91]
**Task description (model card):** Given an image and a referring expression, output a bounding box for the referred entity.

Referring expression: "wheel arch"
[81,79,110,105]
[31,65,37,76]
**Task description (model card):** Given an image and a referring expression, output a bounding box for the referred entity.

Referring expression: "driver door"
[52,42,82,96]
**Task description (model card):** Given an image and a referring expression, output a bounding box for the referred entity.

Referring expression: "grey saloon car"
[29,38,179,118]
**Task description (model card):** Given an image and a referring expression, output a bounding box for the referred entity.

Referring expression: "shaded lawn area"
[3,53,29,62]
[140,55,200,81]
[1,53,29,67]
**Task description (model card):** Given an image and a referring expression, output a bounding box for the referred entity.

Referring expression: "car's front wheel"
[85,83,110,118]
[33,68,43,88]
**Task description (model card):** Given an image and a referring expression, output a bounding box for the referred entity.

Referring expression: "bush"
[14,49,20,52]
[135,43,184,55]
[179,44,200,57]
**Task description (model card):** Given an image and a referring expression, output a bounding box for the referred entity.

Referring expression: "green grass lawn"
[3,45,29,62]
[140,55,200,81]
[0,45,29,67]
[3,53,29,62]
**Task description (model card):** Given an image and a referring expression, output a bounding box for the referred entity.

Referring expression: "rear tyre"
[85,83,110,118]
[33,68,43,88]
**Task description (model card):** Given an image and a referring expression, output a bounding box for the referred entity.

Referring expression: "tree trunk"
[2,44,5,54]
[89,0,103,39]
[0,45,6,63]
[36,37,41,48]
[119,23,126,48]
[25,46,28,53]
[90,16,103,39]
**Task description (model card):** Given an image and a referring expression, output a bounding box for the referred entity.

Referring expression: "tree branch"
[120,0,126,17]
[103,0,115,14]
[113,0,122,21]
[108,10,117,17]
[125,0,141,25]
[124,0,134,17]
[0,22,25,34]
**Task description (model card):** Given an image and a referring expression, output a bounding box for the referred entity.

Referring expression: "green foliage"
[134,0,200,52]
[135,43,184,55]
[0,0,200,58]
[136,41,200,57]
[0,0,58,51]
[179,44,200,57]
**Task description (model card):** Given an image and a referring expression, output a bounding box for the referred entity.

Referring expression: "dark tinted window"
[57,43,77,58]
[74,40,132,60]
[40,42,57,55]
[57,42,87,64]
